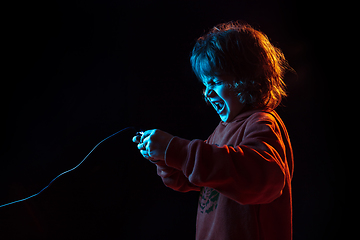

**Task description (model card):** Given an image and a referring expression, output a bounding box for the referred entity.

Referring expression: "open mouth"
[211,101,225,114]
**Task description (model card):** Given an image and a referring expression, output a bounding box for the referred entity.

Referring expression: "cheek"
[219,89,237,106]
[217,86,231,99]
[225,94,242,113]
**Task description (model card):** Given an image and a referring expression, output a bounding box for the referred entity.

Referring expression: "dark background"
[1,0,340,239]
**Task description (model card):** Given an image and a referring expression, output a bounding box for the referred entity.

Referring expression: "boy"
[133,21,294,240]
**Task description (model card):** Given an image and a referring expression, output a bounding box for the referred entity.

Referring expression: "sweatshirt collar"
[220,108,270,126]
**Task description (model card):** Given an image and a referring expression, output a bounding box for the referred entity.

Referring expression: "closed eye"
[203,79,222,88]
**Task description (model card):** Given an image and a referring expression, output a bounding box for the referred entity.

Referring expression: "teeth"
[212,101,224,112]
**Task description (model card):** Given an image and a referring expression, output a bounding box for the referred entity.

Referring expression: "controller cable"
[0,126,139,208]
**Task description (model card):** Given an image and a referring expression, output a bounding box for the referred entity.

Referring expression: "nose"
[204,86,215,98]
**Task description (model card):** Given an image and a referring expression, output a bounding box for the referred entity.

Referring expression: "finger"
[137,142,146,150]
[140,130,153,143]
[140,149,153,160]
[134,134,143,143]
[132,135,140,143]
[140,149,147,158]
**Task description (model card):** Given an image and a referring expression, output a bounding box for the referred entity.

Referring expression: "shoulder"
[243,110,278,126]
[249,110,276,120]
[243,110,281,136]
[230,108,277,125]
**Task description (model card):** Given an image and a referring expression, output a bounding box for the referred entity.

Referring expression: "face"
[203,75,245,122]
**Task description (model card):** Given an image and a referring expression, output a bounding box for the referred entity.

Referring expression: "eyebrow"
[203,77,222,85]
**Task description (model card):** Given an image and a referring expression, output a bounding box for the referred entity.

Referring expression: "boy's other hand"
[132,129,174,161]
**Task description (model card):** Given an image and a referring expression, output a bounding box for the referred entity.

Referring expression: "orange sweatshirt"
[155,109,293,240]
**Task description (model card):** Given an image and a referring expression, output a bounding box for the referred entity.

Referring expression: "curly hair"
[190,21,292,110]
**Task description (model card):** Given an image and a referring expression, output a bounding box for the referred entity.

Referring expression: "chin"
[220,115,229,122]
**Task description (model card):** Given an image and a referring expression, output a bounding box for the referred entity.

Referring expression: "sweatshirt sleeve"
[154,161,201,192]
[165,114,289,205]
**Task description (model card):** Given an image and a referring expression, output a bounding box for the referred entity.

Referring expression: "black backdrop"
[1,0,340,239]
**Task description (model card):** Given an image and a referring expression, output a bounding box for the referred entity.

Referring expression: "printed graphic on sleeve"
[199,187,220,214]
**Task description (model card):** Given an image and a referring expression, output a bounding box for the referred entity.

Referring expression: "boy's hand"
[132,129,174,161]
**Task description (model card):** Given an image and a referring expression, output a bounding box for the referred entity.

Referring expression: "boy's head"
[191,21,291,112]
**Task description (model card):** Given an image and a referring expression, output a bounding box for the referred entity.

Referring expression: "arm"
[165,115,289,205]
